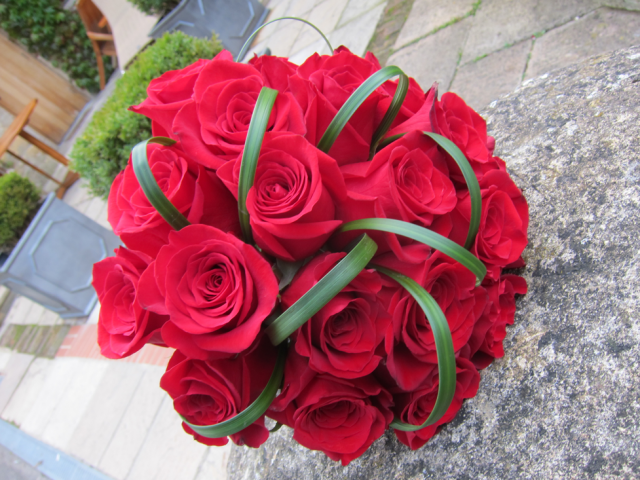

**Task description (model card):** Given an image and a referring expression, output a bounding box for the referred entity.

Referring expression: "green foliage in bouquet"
[126,0,179,16]
[71,31,223,199]
[0,172,41,254]
[0,0,111,93]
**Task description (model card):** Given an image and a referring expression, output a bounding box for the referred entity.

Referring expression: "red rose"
[281,252,390,379]
[218,133,346,261]
[269,350,393,466]
[392,350,480,450]
[107,142,240,257]
[171,51,305,170]
[137,224,279,359]
[93,247,168,359]
[380,80,438,139]
[289,47,386,166]
[161,334,277,447]
[130,58,211,138]
[449,169,529,279]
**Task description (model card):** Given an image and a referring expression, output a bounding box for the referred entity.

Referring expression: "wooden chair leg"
[96,50,106,90]
[18,131,70,166]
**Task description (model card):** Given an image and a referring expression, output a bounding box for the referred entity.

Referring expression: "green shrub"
[71,31,223,198]
[0,0,112,93]
[0,173,41,253]
[126,0,179,16]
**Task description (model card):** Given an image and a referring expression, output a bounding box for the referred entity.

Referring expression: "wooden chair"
[76,0,117,90]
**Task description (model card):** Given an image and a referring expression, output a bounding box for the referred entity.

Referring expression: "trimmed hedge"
[127,0,179,16]
[0,172,41,254]
[71,31,223,199]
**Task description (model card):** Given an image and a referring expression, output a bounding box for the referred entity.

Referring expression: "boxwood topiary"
[126,0,180,16]
[70,31,223,199]
[0,172,41,254]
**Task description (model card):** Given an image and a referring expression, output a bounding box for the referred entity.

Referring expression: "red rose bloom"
[218,133,346,261]
[281,252,390,379]
[161,334,278,447]
[107,142,240,257]
[269,350,393,466]
[93,247,168,359]
[138,224,279,359]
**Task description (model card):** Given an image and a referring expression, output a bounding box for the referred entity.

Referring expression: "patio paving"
[0,0,639,478]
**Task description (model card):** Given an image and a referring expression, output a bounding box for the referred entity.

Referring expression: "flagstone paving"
[0,0,639,478]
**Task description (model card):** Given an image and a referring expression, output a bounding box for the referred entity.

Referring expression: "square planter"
[0,193,121,318]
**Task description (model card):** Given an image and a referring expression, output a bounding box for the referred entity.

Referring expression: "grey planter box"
[149,0,269,58]
[0,193,121,318]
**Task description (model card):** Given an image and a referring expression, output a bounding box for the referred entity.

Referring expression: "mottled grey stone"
[227,45,640,479]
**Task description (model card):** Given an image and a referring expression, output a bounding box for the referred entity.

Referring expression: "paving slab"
[604,0,640,10]
[388,16,474,92]
[460,0,601,65]
[294,0,346,55]
[394,0,477,50]
[2,358,51,428]
[337,0,387,29]
[0,347,12,371]
[328,2,387,57]
[254,0,292,44]
[526,7,640,80]
[0,352,33,414]
[263,19,306,57]
[450,39,532,110]
[284,0,322,18]
[194,445,232,480]
[98,365,165,480]
[4,297,34,326]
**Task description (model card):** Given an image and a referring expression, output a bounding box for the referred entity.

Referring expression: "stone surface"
[227,45,640,479]
[388,16,473,91]
[337,0,387,29]
[450,39,532,110]
[526,7,640,79]
[604,0,640,10]
[461,0,600,64]
[0,444,48,480]
[394,0,476,50]
[0,352,33,413]
[292,0,345,54]
[2,358,50,428]
[328,3,387,57]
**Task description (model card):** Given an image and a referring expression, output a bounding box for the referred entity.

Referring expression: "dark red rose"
[218,133,346,261]
[449,169,529,279]
[281,252,390,379]
[269,350,393,466]
[137,224,279,359]
[130,58,211,138]
[107,142,240,258]
[289,47,387,166]
[469,275,527,369]
[383,252,487,391]
[93,247,168,359]
[171,52,305,170]
[392,350,480,450]
[161,334,278,447]
[380,81,438,139]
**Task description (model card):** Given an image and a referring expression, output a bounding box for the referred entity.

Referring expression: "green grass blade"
[369,73,408,160]
[317,66,405,154]
[238,87,278,243]
[377,132,407,151]
[338,218,485,286]
[423,132,481,250]
[131,137,190,231]
[265,234,378,345]
[182,343,287,438]
[236,17,333,62]
[371,265,456,431]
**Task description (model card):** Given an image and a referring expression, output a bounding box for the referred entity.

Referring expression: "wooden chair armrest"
[86,31,114,41]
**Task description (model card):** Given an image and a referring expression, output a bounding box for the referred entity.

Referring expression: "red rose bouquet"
[93,23,528,466]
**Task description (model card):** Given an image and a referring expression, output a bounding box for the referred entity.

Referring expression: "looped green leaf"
[131,137,190,231]
[182,343,287,438]
[369,73,409,159]
[371,265,456,431]
[317,66,406,154]
[338,218,486,286]
[423,132,481,250]
[236,17,333,62]
[265,234,378,345]
[238,87,278,243]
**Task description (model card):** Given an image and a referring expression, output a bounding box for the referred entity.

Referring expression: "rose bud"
[281,252,390,379]
[108,142,240,257]
[137,224,279,359]
[161,334,278,447]
[93,247,168,359]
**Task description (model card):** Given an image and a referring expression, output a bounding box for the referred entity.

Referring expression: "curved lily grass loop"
[238,87,279,244]
[182,343,288,438]
[236,17,333,62]
[338,218,486,286]
[317,66,406,154]
[265,234,378,345]
[423,132,481,250]
[371,265,456,431]
[369,73,409,160]
[131,137,190,231]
